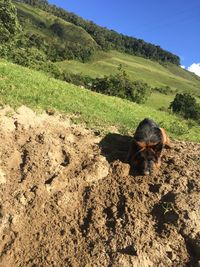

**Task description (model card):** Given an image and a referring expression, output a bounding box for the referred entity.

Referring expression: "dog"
[127,118,171,175]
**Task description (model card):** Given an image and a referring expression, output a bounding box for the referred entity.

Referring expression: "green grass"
[15,0,200,96]
[56,50,200,100]
[14,2,200,112]
[56,50,200,111]
[145,92,174,110]
[0,60,199,141]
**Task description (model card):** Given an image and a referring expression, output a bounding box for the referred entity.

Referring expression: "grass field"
[56,50,200,105]
[56,51,200,91]
[0,60,199,141]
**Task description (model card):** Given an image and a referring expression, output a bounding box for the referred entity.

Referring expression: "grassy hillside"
[14,2,200,96]
[12,2,200,111]
[0,60,199,141]
[56,51,200,90]
[15,2,97,49]
[56,50,200,106]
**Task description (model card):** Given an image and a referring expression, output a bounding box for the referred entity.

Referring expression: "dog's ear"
[160,128,171,148]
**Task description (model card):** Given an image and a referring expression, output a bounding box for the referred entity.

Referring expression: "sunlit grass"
[56,50,200,98]
[0,60,199,141]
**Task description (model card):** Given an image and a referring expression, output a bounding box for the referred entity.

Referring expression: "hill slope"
[12,2,200,110]
[57,50,200,95]
[56,50,200,109]
[15,2,97,47]
[14,2,97,62]
[0,60,200,141]
[1,2,200,117]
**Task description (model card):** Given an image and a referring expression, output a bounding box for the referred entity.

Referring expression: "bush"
[153,85,175,95]
[11,47,47,67]
[170,93,200,123]
[37,62,63,79]
[127,80,151,103]
[91,70,151,104]
[62,72,93,87]
[0,0,21,43]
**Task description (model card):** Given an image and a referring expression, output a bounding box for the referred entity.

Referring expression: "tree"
[170,93,200,122]
[0,0,20,43]
[91,68,151,104]
[127,80,151,104]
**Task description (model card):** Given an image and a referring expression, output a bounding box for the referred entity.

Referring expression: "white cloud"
[187,63,200,77]
[181,65,185,69]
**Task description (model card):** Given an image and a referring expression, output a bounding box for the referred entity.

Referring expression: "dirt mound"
[0,106,199,267]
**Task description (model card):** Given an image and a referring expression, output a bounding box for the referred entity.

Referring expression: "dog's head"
[130,140,163,175]
[128,119,170,175]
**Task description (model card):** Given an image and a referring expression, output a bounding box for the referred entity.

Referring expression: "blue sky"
[48,0,200,75]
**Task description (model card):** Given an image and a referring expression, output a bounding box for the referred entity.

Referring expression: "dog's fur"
[127,118,170,175]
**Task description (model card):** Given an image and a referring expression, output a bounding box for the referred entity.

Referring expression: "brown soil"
[0,106,200,267]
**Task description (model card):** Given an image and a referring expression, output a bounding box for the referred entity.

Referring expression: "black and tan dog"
[127,118,171,175]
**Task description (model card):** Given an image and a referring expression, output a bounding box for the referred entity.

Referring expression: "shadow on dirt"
[151,192,179,234]
[99,133,132,163]
[117,245,137,256]
[99,133,142,176]
[184,236,200,267]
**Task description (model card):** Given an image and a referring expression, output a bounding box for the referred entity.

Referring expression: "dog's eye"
[152,143,163,152]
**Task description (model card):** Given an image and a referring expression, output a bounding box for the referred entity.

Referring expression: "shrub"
[11,47,47,67]
[153,85,175,95]
[170,93,200,123]
[62,72,93,87]
[127,80,151,103]
[0,0,21,43]
[91,71,151,104]
[38,62,62,79]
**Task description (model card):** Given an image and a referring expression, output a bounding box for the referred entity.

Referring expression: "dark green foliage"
[153,85,176,95]
[0,34,46,67]
[15,0,180,65]
[127,80,152,103]
[46,67,152,104]
[62,72,92,87]
[12,47,47,67]
[170,93,200,123]
[91,70,151,104]
[37,61,62,78]
[50,21,65,38]
[0,0,21,43]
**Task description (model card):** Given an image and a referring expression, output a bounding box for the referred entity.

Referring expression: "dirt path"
[0,106,199,267]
